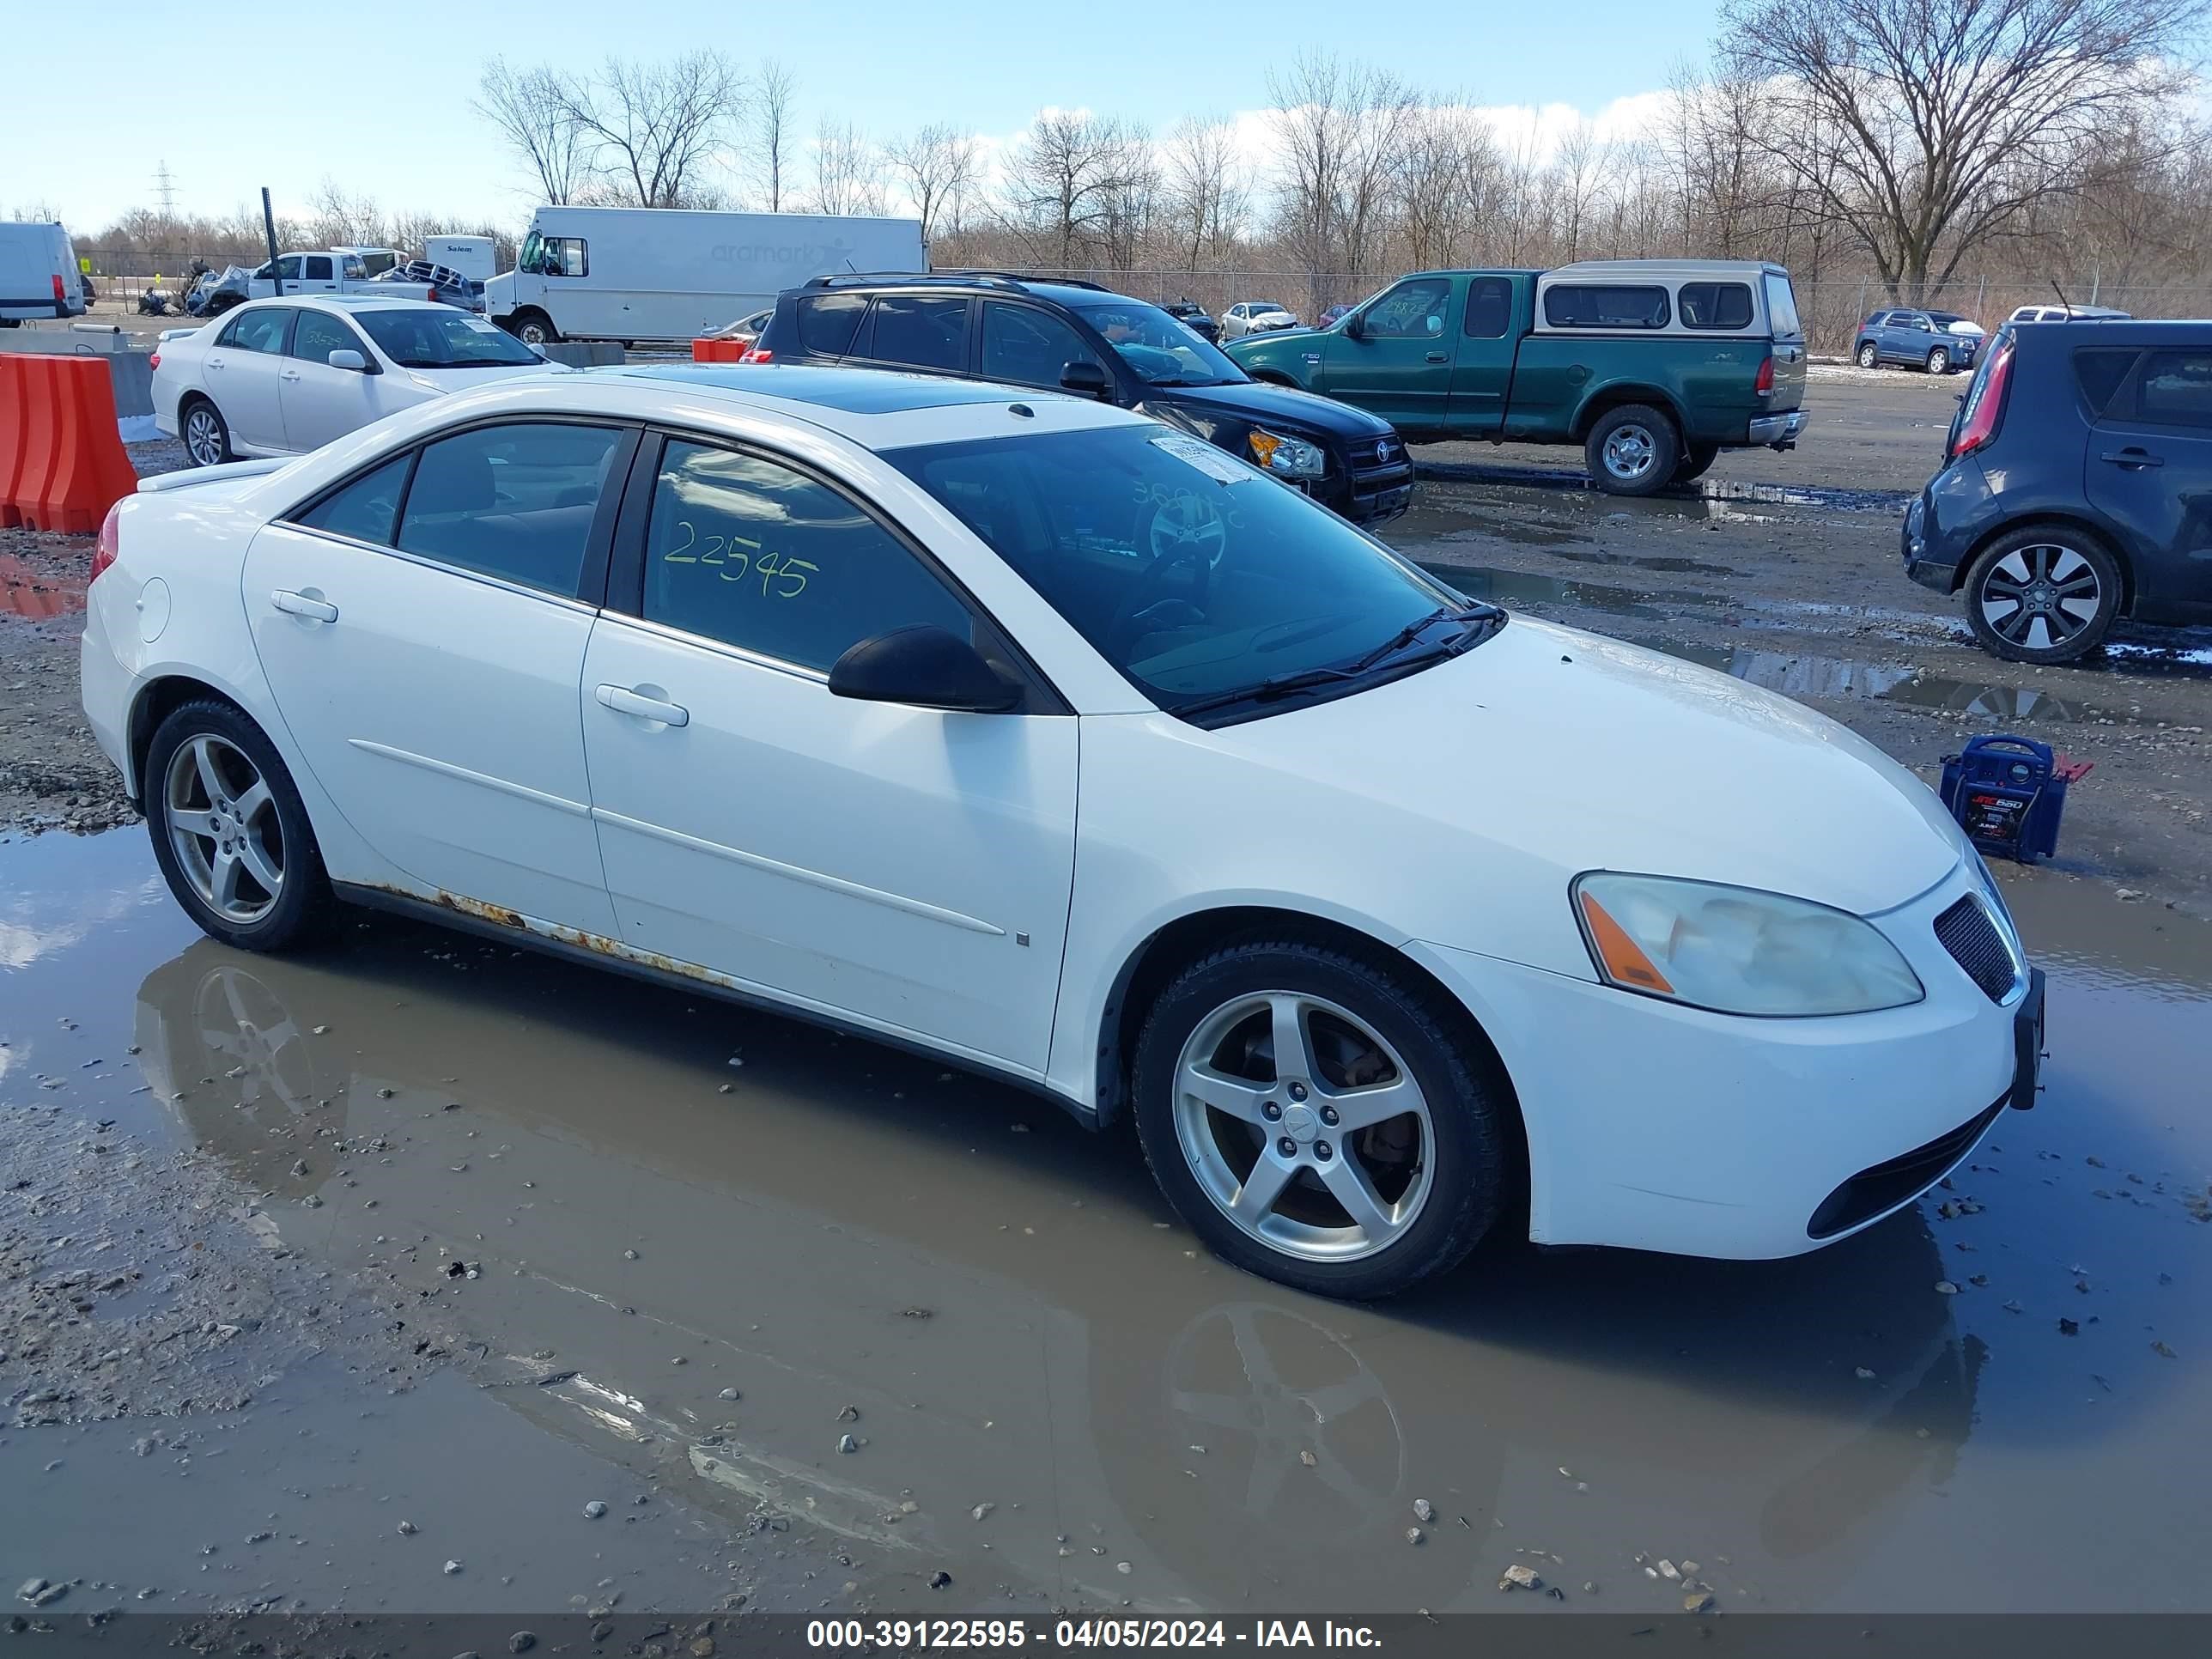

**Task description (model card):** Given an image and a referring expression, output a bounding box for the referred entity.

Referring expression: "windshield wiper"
[1170,607,1502,721]
[1346,604,1498,672]
[1170,665,1368,720]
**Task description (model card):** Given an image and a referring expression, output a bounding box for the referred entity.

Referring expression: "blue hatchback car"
[1855,308,1982,374]
[1903,319,2212,662]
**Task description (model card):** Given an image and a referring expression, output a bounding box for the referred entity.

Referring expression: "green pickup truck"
[1224,259,1809,495]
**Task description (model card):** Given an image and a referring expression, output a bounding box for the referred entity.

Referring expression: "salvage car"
[155,296,562,465]
[1226,259,1809,495]
[82,363,2043,1298]
[1220,300,1299,338]
[1903,318,2212,662]
[745,272,1413,526]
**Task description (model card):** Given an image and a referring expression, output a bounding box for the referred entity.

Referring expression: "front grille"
[1807,1097,2005,1238]
[1935,895,2016,1002]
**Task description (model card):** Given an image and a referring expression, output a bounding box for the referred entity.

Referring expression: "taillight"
[52,273,68,305]
[738,344,771,364]
[91,502,122,583]
[1754,354,1775,396]
[1953,340,2014,459]
[149,351,161,371]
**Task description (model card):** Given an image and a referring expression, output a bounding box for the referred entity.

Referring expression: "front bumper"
[1406,862,2023,1260]
[1748,409,1808,448]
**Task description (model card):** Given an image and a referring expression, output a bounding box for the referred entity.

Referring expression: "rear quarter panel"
[1509,336,1766,443]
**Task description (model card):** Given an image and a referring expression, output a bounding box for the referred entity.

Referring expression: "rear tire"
[145,700,332,953]
[1585,404,1680,497]
[1856,342,1879,369]
[181,397,231,468]
[1962,525,2122,665]
[1130,938,1508,1299]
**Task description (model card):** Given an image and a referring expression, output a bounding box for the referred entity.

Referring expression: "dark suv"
[749,273,1416,526]
[1903,319,2212,662]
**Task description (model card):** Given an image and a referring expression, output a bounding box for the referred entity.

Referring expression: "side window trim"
[607,422,1069,714]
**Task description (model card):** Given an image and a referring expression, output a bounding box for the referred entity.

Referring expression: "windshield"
[1073,301,1246,386]
[358,309,541,369]
[887,426,1496,720]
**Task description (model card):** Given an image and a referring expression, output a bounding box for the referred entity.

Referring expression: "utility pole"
[261,189,283,295]
[154,161,178,218]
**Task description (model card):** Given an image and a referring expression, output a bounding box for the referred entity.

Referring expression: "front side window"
[297,455,410,544]
[396,422,624,595]
[2136,349,2212,428]
[981,302,1105,389]
[1464,277,1512,338]
[358,309,539,368]
[290,309,365,365]
[1073,301,1243,386]
[1363,278,1453,339]
[276,256,304,282]
[523,234,586,277]
[642,440,973,672]
[219,307,293,355]
[1678,283,1754,330]
[1543,283,1670,329]
[861,295,968,371]
[887,426,1486,716]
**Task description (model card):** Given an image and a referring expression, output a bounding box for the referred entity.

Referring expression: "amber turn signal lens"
[1579,890,1674,995]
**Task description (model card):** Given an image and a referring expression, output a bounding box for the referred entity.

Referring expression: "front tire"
[1962,526,2122,664]
[1585,404,1680,496]
[1131,938,1509,1299]
[181,398,232,468]
[1927,346,1951,375]
[508,309,557,347]
[146,700,332,952]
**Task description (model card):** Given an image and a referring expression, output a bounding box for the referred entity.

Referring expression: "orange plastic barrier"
[0,355,137,535]
[690,337,745,362]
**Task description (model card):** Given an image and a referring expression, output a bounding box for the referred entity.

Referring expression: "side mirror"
[1059,360,1112,400]
[828,626,1020,714]
[1342,312,1364,340]
[327,349,368,372]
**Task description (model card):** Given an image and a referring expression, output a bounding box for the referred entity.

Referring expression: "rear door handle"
[2100,448,2164,468]
[270,589,337,623]
[1425,351,1449,362]
[596,684,690,726]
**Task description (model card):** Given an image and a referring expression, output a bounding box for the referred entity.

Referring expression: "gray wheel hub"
[1979,544,2101,653]
[185,407,223,466]
[1601,423,1657,482]
[165,733,283,924]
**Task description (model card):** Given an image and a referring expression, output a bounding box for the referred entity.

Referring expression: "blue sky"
[12,0,1709,234]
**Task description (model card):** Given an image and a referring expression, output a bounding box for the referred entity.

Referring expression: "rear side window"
[298,455,410,545]
[2073,348,2139,416]
[861,295,968,371]
[795,292,868,356]
[2136,350,2212,428]
[1679,283,1753,330]
[303,256,333,282]
[1543,284,1669,329]
[396,422,624,596]
[1762,273,1802,338]
[1463,276,1512,338]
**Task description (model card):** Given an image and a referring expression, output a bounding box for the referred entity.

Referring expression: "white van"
[0,222,87,326]
[483,206,926,345]
[424,236,497,285]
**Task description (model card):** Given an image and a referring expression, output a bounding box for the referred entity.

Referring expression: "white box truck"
[424,235,498,284]
[483,206,926,345]
[0,222,88,325]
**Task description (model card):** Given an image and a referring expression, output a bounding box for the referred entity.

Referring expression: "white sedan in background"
[154,295,562,467]
[1219,301,1300,338]
[82,366,2040,1299]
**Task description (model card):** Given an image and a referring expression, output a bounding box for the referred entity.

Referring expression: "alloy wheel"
[1601,423,1658,484]
[165,734,284,925]
[1171,990,1435,1263]
[185,406,224,466]
[1978,544,2102,653]
[1857,343,1879,368]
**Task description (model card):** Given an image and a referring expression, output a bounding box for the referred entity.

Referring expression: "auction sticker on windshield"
[460,316,503,333]
[1150,432,1253,485]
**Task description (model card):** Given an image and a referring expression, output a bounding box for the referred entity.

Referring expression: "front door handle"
[1425,351,1449,362]
[596,684,690,726]
[270,589,337,623]
[2100,448,2164,469]
[279,368,301,382]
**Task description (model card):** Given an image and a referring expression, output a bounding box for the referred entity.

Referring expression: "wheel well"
[1953,514,2135,611]
[127,676,241,811]
[1571,386,1685,444]
[1094,906,1530,1206]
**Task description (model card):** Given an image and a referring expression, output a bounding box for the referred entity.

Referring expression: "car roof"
[607,362,1137,426]
[2012,317,2211,339]
[1546,258,1783,281]
[236,294,449,314]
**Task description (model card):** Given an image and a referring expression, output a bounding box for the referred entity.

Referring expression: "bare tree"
[810,119,890,216]
[1551,118,1608,263]
[755,59,799,212]
[476,58,592,204]
[556,50,746,209]
[1268,53,1419,308]
[1393,106,1502,270]
[306,179,384,249]
[1718,0,2211,300]
[1000,110,1153,269]
[1160,117,1248,270]
[886,124,981,244]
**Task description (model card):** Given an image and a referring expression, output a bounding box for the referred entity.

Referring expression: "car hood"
[1222,616,1966,919]
[1146,378,1394,441]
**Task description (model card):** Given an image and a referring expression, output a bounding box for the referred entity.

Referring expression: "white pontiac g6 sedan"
[82,364,2044,1298]
[154,295,562,468]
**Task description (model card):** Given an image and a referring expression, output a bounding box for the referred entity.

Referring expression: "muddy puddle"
[0,554,86,623]
[1637,640,2119,726]
[1416,457,1912,514]
[6,830,2212,1613]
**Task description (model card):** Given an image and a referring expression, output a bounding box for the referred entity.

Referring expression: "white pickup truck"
[246,247,440,302]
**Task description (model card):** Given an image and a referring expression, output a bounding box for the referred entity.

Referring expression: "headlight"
[1249,428,1326,478]
[1573,872,1924,1017]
